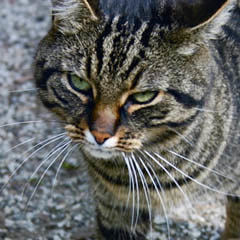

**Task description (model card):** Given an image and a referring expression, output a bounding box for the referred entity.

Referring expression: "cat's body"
[34,0,240,239]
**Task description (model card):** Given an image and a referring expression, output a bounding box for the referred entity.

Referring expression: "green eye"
[68,74,91,92]
[132,91,157,104]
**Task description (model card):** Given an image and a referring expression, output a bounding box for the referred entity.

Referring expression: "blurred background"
[0,1,94,239]
[0,0,227,239]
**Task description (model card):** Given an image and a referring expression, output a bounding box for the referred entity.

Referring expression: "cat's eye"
[132,91,158,104]
[68,74,91,93]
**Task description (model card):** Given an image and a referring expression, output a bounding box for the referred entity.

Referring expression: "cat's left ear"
[51,0,100,34]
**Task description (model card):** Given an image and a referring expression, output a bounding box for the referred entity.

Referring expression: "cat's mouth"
[65,125,141,159]
[83,129,120,159]
[65,125,120,159]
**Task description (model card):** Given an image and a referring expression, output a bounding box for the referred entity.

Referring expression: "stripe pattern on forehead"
[91,17,157,88]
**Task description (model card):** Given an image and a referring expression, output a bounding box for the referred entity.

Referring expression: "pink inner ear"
[174,0,228,28]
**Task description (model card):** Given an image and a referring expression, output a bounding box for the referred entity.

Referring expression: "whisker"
[4,137,36,154]
[0,119,62,129]
[194,107,239,119]
[0,120,44,128]
[136,152,171,240]
[19,133,66,158]
[124,154,137,232]
[22,137,70,197]
[167,126,194,146]
[153,152,239,197]
[126,155,136,232]
[26,140,72,207]
[131,153,153,234]
[143,150,192,207]
[145,161,171,240]
[0,133,66,192]
[122,153,134,209]
[9,88,39,93]
[44,137,70,159]
[128,156,140,232]
[51,143,78,196]
[167,149,238,183]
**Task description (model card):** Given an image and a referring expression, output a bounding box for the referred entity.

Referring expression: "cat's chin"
[83,146,117,159]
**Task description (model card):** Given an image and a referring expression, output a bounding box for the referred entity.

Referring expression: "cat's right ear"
[50,0,101,34]
[180,0,237,38]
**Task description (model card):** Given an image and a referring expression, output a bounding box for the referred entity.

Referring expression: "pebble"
[74,214,83,222]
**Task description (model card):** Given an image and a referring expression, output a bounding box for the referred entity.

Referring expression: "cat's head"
[34,0,234,159]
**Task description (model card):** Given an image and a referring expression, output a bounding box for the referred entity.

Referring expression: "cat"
[34,0,240,239]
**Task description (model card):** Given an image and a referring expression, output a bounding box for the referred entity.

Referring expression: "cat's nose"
[91,130,112,145]
[89,104,118,145]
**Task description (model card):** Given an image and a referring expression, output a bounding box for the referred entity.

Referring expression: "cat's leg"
[222,196,240,240]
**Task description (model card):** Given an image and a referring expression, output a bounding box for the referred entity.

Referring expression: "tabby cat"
[34,0,240,239]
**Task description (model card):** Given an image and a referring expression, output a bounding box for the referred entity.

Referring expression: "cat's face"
[34,0,228,160]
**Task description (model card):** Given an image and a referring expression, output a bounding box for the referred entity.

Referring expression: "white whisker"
[145,161,171,240]
[122,153,133,209]
[143,150,192,207]
[124,154,136,230]
[153,152,239,197]
[26,140,72,206]
[44,137,70,159]
[51,143,77,196]
[167,127,194,146]
[20,133,66,158]
[22,137,70,197]
[0,120,44,128]
[9,88,39,93]
[137,152,171,240]
[0,133,66,192]
[131,153,153,234]
[194,107,239,119]
[128,156,140,232]
[4,137,36,154]
[167,149,238,182]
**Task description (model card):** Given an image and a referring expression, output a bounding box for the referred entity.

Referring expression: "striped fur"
[34,0,240,239]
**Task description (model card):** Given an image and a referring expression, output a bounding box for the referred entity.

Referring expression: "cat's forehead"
[62,21,173,95]
[85,23,161,94]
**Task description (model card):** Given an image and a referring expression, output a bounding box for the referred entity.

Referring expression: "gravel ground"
[0,0,227,239]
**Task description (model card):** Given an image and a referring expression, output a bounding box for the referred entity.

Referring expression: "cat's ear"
[178,0,235,37]
[51,0,100,34]
[175,0,229,28]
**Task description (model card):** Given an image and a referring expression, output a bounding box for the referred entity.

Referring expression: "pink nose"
[91,130,112,145]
